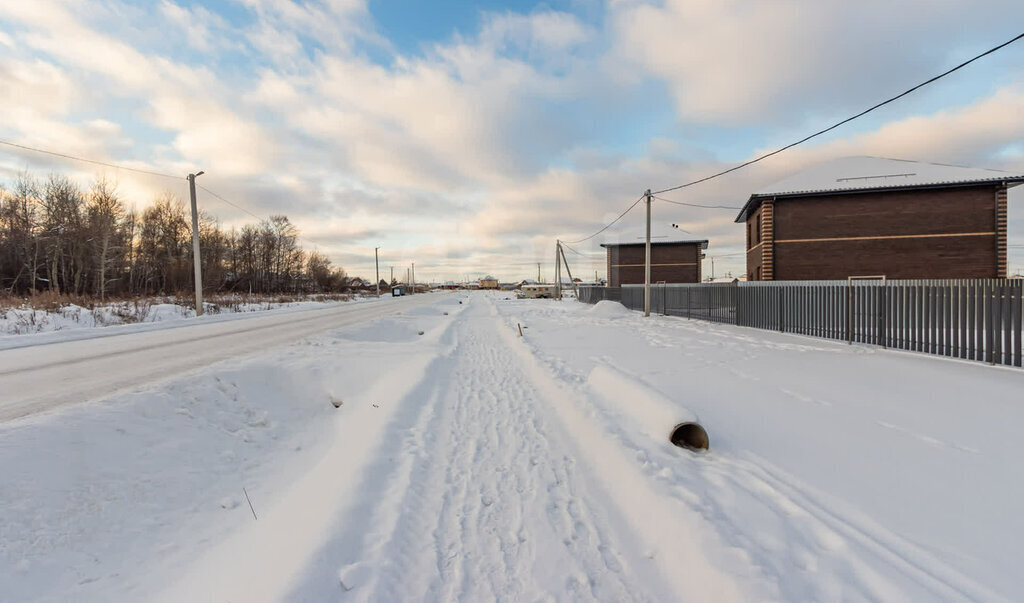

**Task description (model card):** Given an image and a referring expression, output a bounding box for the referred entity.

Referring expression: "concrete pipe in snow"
[670,422,709,451]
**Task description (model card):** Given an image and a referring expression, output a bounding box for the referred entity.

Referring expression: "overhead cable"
[0,138,183,180]
[197,184,265,221]
[561,193,646,245]
[652,31,1024,196]
[654,195,740,210]
[0,137,276,223]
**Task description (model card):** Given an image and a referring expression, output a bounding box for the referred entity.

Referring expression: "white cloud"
[1,0,1022,280]
[612,0,1024,124]
[158,0,239,54]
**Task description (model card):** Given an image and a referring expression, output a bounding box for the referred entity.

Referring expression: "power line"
[0,138,274,224]
[652,31,1024,196]
[653,195,741,210]
[197,184,264,221]
[0,138,182,180]
[561,242,600,257]
[561,193,646,244]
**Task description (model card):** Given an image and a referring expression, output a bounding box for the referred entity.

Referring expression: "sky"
[1,0,1023,282]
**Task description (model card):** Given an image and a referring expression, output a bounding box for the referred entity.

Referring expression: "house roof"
[599,223,709,249]
[600,238,709,249]
[734,156,1024,222]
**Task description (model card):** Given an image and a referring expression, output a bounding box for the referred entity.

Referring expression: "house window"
[755,266,761,281]
[756,212,762,244]
[747,223,752,248]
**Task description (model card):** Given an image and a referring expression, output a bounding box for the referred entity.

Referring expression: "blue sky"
[2,0,1024,281]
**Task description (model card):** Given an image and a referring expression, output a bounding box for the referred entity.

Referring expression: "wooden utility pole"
[555,241,562,299]
[559,243,579,297]
[188,171,205,316]
[644,189,652,317]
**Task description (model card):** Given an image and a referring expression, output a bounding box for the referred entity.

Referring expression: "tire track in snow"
[505,306,1003,601]
[342,295,653,602]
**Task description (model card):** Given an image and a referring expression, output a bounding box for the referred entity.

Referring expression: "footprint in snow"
[338,562,372,592]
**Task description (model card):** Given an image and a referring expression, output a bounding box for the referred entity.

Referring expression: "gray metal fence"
[578,279,1024,367]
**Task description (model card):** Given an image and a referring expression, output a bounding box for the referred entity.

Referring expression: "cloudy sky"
[2,0,1023,282]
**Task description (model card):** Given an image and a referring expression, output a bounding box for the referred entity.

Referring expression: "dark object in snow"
[670,422,709,451]
[443,312,448,315]
[418,330,424,335]
[459,301,463,304]
[372,403,380,408]
[331,397,343,408]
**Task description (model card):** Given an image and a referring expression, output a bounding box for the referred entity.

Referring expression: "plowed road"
[0,296,438,422]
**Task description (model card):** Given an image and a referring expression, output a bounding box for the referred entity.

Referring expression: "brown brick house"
[600,230,708,286]
[736,157,1024,281]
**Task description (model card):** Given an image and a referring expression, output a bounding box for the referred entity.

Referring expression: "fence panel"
[576,279,1023,367]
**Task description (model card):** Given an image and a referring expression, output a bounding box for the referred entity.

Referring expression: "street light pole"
[188,171,205,316]
[375,247,380,297]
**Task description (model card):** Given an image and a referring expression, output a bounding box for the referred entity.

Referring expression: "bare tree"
[86,177,125,300]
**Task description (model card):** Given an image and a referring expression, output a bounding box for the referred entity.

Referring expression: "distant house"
[479,275,499,289]
[600,226,708,287]
[736,157,1024,281]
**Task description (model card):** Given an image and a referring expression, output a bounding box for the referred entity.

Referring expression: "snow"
[0,296,371,338]
[2,291,1023,601]
[589,299,635,318]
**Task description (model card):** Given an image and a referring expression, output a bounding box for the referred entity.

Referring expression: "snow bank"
[0,295,455,602]
[587,364,699,444]
[0,296,366,337]
[589,300,633,318]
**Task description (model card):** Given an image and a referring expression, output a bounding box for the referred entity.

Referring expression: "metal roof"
[734,156,1024,222]
[598,223,709,248]
[600,239,709,249]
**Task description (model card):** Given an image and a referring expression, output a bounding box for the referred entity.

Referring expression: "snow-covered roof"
[480,275,497,281]
[736,156,1024,222]
[599,223,708,249]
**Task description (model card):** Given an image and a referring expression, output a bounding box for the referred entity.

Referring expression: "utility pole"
[411,262,415,294]
[559,243,579,297]
[537,262,541,282]
[187,171,205,316]
[644,189,652,317]
[375,247,380,297]
[555,241,562,299]
[391,266,394,284]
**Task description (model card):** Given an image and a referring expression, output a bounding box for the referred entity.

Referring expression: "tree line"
[0,172,354,299]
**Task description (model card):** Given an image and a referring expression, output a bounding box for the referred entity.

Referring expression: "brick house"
[600,228,708,286]
[736,157,1024,280]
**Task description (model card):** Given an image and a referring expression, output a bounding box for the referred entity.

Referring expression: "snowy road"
[4,291,1023,601]
[0,294,437,422]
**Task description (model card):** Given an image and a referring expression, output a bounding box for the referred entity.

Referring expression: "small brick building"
[736,157,1024,281]
[600,232,708,287]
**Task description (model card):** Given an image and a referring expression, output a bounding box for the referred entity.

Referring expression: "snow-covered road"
[0,294,436,422]
[3,291,1023,601]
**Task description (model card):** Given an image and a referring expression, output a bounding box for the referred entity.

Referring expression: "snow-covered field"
[2,291,1022,601]
[0,294,367,337]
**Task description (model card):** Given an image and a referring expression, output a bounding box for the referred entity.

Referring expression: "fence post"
[880,278,888,349]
